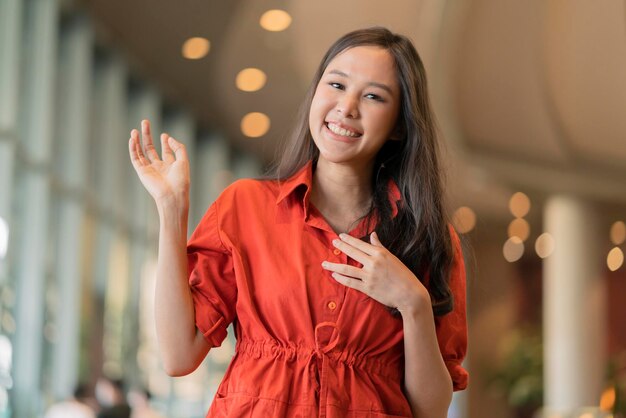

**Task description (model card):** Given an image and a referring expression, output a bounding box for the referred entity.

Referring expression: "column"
[12,0,59,416]
[0,0,22,276]
[0,1,23,414]
[192,132,231,228]
[232,152,262,180]
[90,52,128,381]
[49,13,92,401]
[543,195,606,414]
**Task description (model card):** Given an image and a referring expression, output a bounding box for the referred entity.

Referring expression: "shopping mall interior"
[0,0,625,417]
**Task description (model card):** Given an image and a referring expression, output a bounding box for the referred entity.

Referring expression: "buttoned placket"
[301,183,388,417]
[302,198,351,417]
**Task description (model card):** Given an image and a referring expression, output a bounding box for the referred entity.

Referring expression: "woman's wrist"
[397,288,432,318]
[156,192,189,214]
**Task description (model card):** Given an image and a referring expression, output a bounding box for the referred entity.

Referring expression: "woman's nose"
[336,94,359,118]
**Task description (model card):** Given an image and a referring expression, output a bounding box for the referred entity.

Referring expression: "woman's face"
[309,45,401,172]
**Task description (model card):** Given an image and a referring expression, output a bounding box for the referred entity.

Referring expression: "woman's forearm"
[401,302,453,418]
[155,197,209,376]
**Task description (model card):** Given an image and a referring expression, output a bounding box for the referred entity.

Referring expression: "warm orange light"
[241,112,270,138]
[182,37,210,60]
[508,218,530,241]
[260,9,292,32]
[509,192,531,218]
[607,247,624,271]
[452,206,476,234]
[600,386,616,412]
[610,221,626,245]
[236,68,267,92]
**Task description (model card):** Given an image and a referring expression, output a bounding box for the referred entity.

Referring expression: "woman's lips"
[324,122,362,143]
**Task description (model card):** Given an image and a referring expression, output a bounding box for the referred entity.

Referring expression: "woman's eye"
[365,93,384,102]
[329,82,344,90]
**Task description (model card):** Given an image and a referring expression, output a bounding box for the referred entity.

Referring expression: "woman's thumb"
[371,231,383,247]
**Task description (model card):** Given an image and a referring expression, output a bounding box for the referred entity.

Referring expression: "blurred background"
[0,0,625,417]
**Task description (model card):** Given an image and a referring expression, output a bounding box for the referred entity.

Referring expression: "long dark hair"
[267,27,456,316]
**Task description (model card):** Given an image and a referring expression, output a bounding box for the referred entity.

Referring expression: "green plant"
[487,326,543,411]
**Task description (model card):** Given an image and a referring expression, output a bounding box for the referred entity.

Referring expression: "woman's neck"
[309,159,374,231]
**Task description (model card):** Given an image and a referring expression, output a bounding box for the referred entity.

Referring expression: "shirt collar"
[275,160,314,206]
[276,160,402,217]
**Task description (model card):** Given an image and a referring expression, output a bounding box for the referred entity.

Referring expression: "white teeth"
[327,122,359,137]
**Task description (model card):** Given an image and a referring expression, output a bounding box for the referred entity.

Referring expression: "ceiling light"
[509,192,530,218]
[452,206,476,234]
[241,112,270,138]
[508,218,530,242]
[503,236,524,262]
[260,9,292,32]
[236,68,267,92]
[182,37,210,60]
[535,233,555,259]
[610,221,625,245]
[607,247,624,271]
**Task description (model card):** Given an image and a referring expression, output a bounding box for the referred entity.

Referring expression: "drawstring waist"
[309,322,340,418]
[233,325,402,418]
[234,330,401,379]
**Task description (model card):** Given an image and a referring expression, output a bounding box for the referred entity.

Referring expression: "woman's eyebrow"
[327,69,393,95]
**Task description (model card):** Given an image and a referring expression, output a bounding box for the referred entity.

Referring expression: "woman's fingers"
[329,271,364,292]
[332,237,369,265]
[338,233,380,256]
[129,129,149,168]
[141,119,161,162]
[321,261,365,280]
[160,133,175,163]
[168,136,188,161]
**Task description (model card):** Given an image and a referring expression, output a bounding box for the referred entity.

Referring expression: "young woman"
[129,27,468,418]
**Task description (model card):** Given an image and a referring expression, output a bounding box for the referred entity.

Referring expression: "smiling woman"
[129,26,468,418]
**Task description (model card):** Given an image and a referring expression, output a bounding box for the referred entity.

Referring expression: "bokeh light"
[600,386,616,412]
[182,37,210,60]
[503,236,524,262]
[610,221,626,245]
[508,218,530,242]
[607,247,624,271]
[260,10,292,32]
[509,192,531,218]
[452,206,476,234]
[535,233,555,259]
[241,112,270,138]
[236,68,267,92]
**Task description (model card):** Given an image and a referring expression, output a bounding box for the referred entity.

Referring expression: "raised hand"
[129,119,190,207]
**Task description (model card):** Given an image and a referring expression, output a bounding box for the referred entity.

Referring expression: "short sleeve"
[187,201,237,347]
[434,225,469,391]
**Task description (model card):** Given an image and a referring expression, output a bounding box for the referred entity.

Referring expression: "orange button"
[333,249,341,256]
[327,301,337,310]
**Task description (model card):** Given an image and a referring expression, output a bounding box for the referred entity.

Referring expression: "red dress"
[187,161,468,418]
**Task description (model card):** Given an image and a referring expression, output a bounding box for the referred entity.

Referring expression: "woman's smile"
[309,45,400,169]
[325,121,363,138]
[324,121,363,143]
